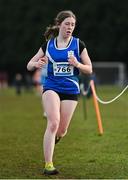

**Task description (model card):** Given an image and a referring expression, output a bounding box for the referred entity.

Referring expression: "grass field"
[0,86,128,179]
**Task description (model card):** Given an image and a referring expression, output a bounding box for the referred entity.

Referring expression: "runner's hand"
[35,56,48,69]
[68,55,80,68]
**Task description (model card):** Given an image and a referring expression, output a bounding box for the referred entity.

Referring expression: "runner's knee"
[49,120,59,133]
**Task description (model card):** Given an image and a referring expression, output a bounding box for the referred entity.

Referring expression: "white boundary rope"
[94,84,128,104]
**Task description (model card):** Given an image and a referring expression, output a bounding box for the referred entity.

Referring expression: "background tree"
[0,0,128,82]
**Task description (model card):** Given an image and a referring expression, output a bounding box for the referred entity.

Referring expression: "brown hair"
[44,10,76,41]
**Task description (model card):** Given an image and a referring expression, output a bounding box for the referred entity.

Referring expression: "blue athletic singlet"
[43,36,81,94]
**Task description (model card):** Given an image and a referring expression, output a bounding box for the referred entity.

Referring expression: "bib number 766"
[53,62,74,76]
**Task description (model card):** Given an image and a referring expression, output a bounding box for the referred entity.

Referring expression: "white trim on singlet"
[45,49,55,64]
[76,38,80,57]
[54,37,73,50]
[66,77,80,92]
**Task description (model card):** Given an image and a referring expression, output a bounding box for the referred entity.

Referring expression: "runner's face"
[59,17,76,38]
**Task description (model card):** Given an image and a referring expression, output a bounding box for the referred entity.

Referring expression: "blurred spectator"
[24,73,33,92]
[0,71,8,89]
[80,72,96,98]
[32,69,42,95]
[40,65,47,118]
[14,73,23,95]
[40,64,47,91]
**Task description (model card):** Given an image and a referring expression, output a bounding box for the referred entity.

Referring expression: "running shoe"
[55,136,61,144]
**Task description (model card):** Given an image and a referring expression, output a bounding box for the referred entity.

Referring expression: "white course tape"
[94,84,128,104]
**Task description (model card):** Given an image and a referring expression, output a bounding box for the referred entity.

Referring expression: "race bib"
[53,62,74,76]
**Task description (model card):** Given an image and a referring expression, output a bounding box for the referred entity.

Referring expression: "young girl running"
[27,10,92,175]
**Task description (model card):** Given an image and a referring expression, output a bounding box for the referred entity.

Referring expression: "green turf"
[0,86,128,179]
